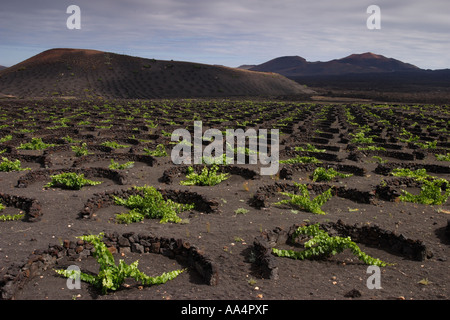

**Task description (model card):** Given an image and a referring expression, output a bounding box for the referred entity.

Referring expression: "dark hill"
[249,56,308,75]
[236,64,256,70]
[337,52,419,72]
[247,52,420,77]
[0,48,313,99]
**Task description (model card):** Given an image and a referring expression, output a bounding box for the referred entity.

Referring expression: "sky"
[1,0,449,69]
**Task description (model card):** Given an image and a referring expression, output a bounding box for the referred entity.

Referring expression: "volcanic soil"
[0,98,448,303]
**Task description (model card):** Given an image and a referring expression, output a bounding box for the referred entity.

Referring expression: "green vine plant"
[101,141,129,149]
[398,128,419,143]
[225,141,258,156]
[180,165,230,186]
[0,202,25,221]
[0,157,30,172]
[144,144,168,157]
[0,135,12,143]
[114,185,194,224]
[400,179,450,205]
[294,144,325,153]
[312,167,353,182]
[390,168,434,182]
[415,140,437,150]
[272,223,390,267]
[435,153,450,161]
[17,137,55,150]
[108,159,135,170]
[71,143,92,157]
[0,213,25,221]
[349,127,376,144]
[280,156,322,164]
[371,156,387,164]
[54,233,184,294]
[45,172,102,190]
[62,135,81,144]
[357,145,386,151]
[201,154,233,165]
[273,183,333,215]
[391,168,450,205]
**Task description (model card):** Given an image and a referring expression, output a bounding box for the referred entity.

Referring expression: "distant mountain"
[0,48,313,99]
[236,64,256,70]
[245,52,421,77]
[337,52,419,72]
[0,66,7,71]
[248,56,308,75]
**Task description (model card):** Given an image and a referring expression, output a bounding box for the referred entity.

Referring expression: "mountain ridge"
[244,52,422,77]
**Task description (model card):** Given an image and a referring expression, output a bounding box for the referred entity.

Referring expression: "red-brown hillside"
[0,48,313,99]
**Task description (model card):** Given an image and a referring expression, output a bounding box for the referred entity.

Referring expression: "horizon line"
[1,47,448,71]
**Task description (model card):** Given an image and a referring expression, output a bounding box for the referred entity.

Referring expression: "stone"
[131,243,144,254]
[140,240,152,247]
[344,289,362,298]
[63,239,71,249]
[129,234,139,243]
[118,235,130,247]
[150,242,160,253]
[107,246,117,254]
[119,246,131,254]
[75,246,84,254]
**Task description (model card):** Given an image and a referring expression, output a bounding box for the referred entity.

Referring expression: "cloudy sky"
[1,0,449,69]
